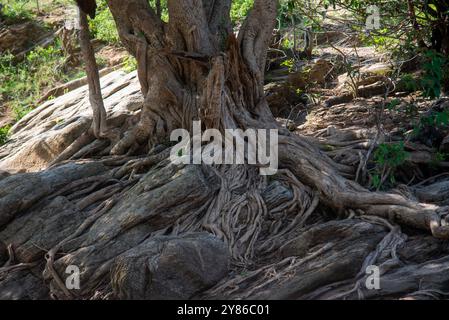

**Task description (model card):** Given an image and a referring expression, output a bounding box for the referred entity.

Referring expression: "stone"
[111,233,229,300]
[0,22,47,55]
[0,70,142,173]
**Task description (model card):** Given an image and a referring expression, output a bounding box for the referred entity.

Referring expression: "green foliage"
[0,40,83,121]
[374,142,409,169]
[396,51,447,98]
[385,98,419,120]
[431,152,448,168]
[370,173,382,191]
[386,99,401,111]
[0,125,11,146]
[1,0,33,23]
[280,58,295,71]
[231,0,253,24]
[148,0,168,22]
[88,0,119,44]
[123,55,138,73]
[370,142,409,190]
[360,28,403,54]
[421,50,446,99]
[399,73,420,92]
[413,108,449,136]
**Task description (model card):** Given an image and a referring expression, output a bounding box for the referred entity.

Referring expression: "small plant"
[1,0,33,23]
[96,56,108,68]
[399,73,419,93]
[370,142,409,190]
[421,50,446,99]
[403,103,419,118]
[0,125,11,146]
[414,109,449,136]
[230,0,253,25]
[386,98,401,111]
[88,0,119,44]
[0,39,84,122]
[281,58,295,72]
[123,55,138,73]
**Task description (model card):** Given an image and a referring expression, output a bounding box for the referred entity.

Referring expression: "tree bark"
[102,0,449,242]
[77,7,108,139]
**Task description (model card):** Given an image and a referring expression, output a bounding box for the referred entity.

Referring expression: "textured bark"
[105,0,278,155]
[77,7,109,140]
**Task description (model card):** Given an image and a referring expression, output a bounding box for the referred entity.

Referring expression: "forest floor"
[0,5,449,300]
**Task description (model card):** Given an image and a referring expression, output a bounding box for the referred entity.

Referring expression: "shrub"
[88,0,119,44]
[1,0,33,23]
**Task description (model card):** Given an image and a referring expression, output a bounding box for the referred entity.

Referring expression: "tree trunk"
[78,7,108,139]
[103,0,449,241]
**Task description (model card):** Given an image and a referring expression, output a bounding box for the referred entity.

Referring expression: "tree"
[1,0,449,300]
[102,0,448,242]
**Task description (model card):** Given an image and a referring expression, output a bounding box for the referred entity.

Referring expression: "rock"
[307,59,333,85]
[111,233,229,300]
[0,269,49,300]
[359,62,393,76]
[279,219,386,260]
[413,179,449,204]
[0,22,47,55]
[0,70,142,173]
[0,196,85,263]
[0,161,108,229]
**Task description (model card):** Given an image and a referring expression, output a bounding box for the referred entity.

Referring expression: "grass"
[0,0,126,147]
[0,39,85,122]
[88,0,120,44]
[0,0,124,133]
[1,0,72,24]
[1,0,33,23]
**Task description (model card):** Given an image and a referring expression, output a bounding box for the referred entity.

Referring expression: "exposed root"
[0,244,38,280]
[44,196,119,299]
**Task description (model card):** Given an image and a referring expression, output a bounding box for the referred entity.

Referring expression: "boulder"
[111,233,229,300]
[0,22,47,55]
[0,70,142,173]
[0,269,49,300]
